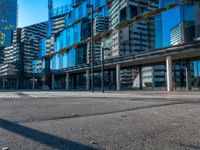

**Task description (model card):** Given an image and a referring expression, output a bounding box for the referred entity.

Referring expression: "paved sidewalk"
[21,90,200,99]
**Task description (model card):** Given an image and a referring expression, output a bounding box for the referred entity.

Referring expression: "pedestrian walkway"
[0,90,199,99]
[22,90,200,100]
[0,93,20,99]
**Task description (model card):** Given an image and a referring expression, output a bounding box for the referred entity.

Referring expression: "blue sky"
[18,0,70,27]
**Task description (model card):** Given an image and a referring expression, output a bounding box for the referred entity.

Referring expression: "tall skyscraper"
[109,0,158,57]
[0,0,17,47]
[0,22,47,88]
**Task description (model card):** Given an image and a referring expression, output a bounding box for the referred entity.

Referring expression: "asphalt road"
[0,91,200,150]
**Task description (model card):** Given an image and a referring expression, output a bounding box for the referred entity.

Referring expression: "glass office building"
[0,22,47,89]
[132,0,200,88]
[48,0,108,70]
[35,0,200,90]
[0,0,17,47]
[156,0,199,48]
[152,0,200,88]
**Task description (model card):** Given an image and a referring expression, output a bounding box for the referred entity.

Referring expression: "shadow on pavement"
[16,92,32,98]
[0,118,97,150]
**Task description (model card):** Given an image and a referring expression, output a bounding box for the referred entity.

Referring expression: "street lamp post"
[87,4,94,93]
[140,32,142,52]
[101,43,105,93]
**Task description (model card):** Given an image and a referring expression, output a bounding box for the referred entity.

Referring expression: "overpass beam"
[86,69,90,91]
[186,61,192,91]
[166,56,173,92]
[52,74,55,90]
[66,73,69,91]
[116,64,121,91]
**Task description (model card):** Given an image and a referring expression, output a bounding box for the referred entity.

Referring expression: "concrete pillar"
[77,75,80,89]
[2,78,5,89]
[16,77,19,89]
[71,75,75,90]
[139,66,143,90]
[108,71,111,90]
[52,74,55,90]
[116,64,121,91]
[32,76,35,90]
[86,69,90,90]
[42,75,50,90]
[166,56,173,92]
[65,73,69,90]
[186,61,192,91]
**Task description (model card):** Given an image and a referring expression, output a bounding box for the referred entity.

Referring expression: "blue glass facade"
[50,0,109,70]
[156,1,198,48]
[40,0,200,75]
[52,4,71,18]
[0,0,17,47]
[194,61,200,77]
[39,39,47,58]
[160,0,180,7]
[28,0,200,90]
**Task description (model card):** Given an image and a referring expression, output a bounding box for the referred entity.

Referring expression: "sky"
[18,0,70,27]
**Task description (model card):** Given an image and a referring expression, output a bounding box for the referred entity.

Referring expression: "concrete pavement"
[0,91,200,150]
